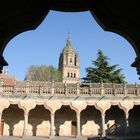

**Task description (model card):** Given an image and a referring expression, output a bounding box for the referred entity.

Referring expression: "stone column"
[50,113,55,138]
[125,112,129,135]
[23,113,28,136]
[77,113,81,137]
[101,112,106,137]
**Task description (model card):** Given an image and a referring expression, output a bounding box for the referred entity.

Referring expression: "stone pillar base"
[49,135,55,139]
[21,136,29,139]
[76,135,82,139]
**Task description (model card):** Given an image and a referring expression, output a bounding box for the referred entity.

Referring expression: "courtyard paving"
[0,136,87,140]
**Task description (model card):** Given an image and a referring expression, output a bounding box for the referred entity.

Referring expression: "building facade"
[0,80,140,138]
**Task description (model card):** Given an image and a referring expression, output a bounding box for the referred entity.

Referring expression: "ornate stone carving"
[70,101,87,114]
[95,101,111,114]
[18,100,36,114]
[44,100,62,114]
[118,101,134,114]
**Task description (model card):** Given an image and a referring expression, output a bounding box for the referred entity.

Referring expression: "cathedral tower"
[58,35,80,83]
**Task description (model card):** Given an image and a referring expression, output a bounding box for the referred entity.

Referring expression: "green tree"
[83,49,125,83]
[24,65,62,82]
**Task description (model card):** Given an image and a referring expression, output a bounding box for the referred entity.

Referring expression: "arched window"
[70,58,72,63]
[74,56,76,66]
[71,73,73,77]
[67,72,69,77]
[74,73,76,78]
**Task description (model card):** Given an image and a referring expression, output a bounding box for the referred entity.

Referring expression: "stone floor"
[0,136,87,140]
[1,136,140,140]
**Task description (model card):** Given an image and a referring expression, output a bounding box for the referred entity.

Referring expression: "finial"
[67,32,70,41]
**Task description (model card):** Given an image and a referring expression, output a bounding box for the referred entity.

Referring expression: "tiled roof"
[0,73,17,85]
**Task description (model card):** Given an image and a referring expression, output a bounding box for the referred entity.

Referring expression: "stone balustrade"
[0,81,139,97]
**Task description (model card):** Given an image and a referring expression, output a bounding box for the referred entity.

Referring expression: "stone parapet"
[0,81,140,97]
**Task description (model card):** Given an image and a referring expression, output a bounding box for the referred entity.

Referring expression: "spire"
[67,32,70,41]
[65,32,73,50]
[62,33,75,53]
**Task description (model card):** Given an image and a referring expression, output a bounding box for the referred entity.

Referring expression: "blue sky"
[3,11,139,83]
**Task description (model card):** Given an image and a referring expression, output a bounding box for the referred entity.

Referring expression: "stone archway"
[0,2,140,78]
[81,105,101,136]
[105,105,125,136]
[129,105,140,135]
[55,105,76,137]
[28,105,51,137]
[2,104,24,136]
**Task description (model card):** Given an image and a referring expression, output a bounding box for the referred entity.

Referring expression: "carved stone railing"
[0,81,140,97]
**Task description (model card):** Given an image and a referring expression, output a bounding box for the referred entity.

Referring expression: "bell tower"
[58,35,80,83]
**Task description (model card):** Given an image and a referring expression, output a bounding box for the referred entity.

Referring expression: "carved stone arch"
[0,1,140,78]
[69,103,79,115]
[18,100,36,114]
[70,101,87,115]
[44,100,62,114]
[90,1,140,77]
[43,102,53,114]
[118,101,134,114]
[0,2,50,54]
[95,101,111,114]
[0,1,139,79]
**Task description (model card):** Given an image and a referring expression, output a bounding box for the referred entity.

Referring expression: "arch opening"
[55,105,76,137]
[2,104,24,136]
[81,105,101,136]
[105,105,125,136]
[28,105,51,137]
[129,105,140,135]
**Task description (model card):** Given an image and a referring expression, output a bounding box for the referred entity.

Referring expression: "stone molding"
[44,100,62,114]
[95,101,111,114]
[118,101,134,114]
[18,100,36,114]
[0,99,139,115]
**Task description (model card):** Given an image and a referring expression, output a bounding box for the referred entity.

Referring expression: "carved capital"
[70,101,87,114]
[18,100,36,114]
[95,101,111,114]
[118,101,134,114]
[44,100,62,114]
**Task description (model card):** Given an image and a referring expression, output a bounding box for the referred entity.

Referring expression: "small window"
[67,72,69,77]
[74,73,76,78]
[70,58,72,63]
[71,73,73,77]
